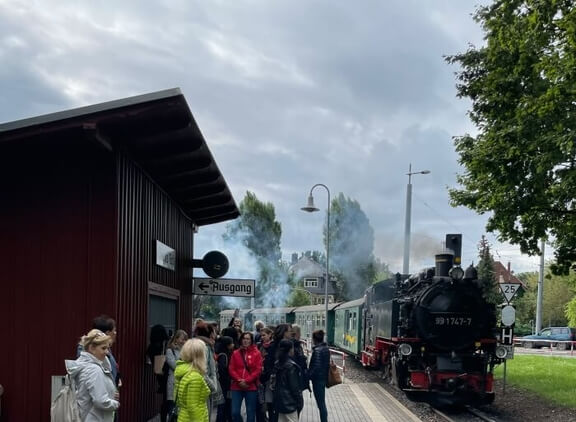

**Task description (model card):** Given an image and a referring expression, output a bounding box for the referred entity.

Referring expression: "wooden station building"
[0,88,239,421]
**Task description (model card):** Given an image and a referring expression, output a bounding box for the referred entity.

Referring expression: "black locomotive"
[220,234,505,406]
[361,234,503,405]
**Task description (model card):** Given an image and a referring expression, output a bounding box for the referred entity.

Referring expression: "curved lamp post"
[402,164,430,275]
[301,184,330,341]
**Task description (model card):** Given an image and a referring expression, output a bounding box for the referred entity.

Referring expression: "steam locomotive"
[361,234,503,405]
[220,234,505,406]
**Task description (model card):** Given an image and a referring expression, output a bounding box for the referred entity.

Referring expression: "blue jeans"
[312,380,328,422]
[231,390,258,422]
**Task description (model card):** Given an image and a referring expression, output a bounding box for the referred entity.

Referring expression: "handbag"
[153,354,166,375]
[154,342,167,375]
[327,361,342,388]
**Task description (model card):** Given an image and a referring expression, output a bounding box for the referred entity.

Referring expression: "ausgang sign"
[193,278,255,297]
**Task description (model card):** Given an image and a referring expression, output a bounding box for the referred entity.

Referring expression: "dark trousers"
[312,380,328,422]
[217,397,233,422]
[160,399,175,422]
[265,401,278,422]
[256,401,268,422]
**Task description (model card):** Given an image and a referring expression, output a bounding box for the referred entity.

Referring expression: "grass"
[493,355,576,408]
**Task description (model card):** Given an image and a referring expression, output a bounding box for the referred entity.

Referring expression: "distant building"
[289,253,337,304]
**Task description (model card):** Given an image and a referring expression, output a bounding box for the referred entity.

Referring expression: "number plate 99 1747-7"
[433,316,472,326]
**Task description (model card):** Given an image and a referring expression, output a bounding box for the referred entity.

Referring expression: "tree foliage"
[446,0,576,274]
[224,191,288,307]
[515,269,574,330]
[477,236,501,307]
[325,193,377,300]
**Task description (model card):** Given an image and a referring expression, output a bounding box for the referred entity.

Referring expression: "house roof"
[0,88,239,226]
[493,261,526,289]
[289,256,326,277]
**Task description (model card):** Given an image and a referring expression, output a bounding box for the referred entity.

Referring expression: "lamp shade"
[301,194,319,212]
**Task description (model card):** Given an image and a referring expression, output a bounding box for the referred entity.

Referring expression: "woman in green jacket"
[174,339,211,422]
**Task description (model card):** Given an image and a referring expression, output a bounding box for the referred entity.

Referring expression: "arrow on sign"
[499,283,521,303]
[198,282,210,292]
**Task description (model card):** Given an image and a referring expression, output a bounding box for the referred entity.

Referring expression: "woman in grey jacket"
[66,329,120,422]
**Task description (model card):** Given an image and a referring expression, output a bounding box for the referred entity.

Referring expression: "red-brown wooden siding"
[116,153,195,421]
[0,139,117,422]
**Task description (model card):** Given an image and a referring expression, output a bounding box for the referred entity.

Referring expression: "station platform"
[299,382,421,422]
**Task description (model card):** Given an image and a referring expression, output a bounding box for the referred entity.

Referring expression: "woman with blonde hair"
[174,338,211,422]
[161,329,188,422]
[66,329,120,422]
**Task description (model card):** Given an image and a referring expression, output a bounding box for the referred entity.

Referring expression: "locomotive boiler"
[361,234,504,405]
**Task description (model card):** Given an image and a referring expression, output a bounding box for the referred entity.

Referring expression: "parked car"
[520,327,576,350]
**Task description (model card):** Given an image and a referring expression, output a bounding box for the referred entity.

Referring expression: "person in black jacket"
[215,336,234,422]
[290,324,309,394]
[272,339,303,422]
[308,329,330,422]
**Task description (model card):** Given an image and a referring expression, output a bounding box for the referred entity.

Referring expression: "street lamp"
[402,164,430,275]
[301,184,330,341]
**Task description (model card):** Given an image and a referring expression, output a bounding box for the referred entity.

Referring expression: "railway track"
[429,405,500,422]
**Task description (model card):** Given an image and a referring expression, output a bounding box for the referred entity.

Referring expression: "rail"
[514,338,576,355]
[329,348,346,383]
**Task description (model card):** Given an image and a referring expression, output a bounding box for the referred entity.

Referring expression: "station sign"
[499,283,521,303]
[501,326,514,346]
[193,277,255,297]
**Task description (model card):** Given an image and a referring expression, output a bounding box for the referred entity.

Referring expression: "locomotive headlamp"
[495,345,508,359]
[399,343,413,356]
[449,266,464,280]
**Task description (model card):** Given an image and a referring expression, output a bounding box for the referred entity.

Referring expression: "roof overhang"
[0,88,240,226]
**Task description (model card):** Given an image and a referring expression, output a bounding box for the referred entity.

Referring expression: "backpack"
[50,374,80,422]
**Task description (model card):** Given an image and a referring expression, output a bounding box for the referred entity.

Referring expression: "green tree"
[374,257,392,282]
[477,235,501,307]
[223,191,288,307]
[446,1,576,274]
[325,193,377,300]
[514,272,537,335]
[514,270,575,330]
[286,285,313,307]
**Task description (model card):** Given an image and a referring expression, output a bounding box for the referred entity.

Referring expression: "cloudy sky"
[0,0,552,276]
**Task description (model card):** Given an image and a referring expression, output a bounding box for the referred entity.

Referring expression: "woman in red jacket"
[229,331,263,422]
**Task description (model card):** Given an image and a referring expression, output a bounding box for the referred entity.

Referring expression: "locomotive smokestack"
[435,253,454,277]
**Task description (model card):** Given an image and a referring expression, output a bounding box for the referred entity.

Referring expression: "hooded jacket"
[229,344,262,391]
[174,361,211,422]
[65,352,119,422]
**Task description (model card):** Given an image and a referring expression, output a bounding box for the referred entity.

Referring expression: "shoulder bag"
[326,360,342,388]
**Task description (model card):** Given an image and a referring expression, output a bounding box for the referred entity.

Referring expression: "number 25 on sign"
[499,283,521,303]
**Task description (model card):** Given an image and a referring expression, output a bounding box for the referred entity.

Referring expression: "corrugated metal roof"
[0,88,239,226]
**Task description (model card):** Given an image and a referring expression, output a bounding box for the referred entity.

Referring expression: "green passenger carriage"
[333,297,365,356]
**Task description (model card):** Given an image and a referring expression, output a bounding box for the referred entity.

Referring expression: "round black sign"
[202,250,229,278]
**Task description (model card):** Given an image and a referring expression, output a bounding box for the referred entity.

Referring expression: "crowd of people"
[63,315,331,422]
[169,317,331,422]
